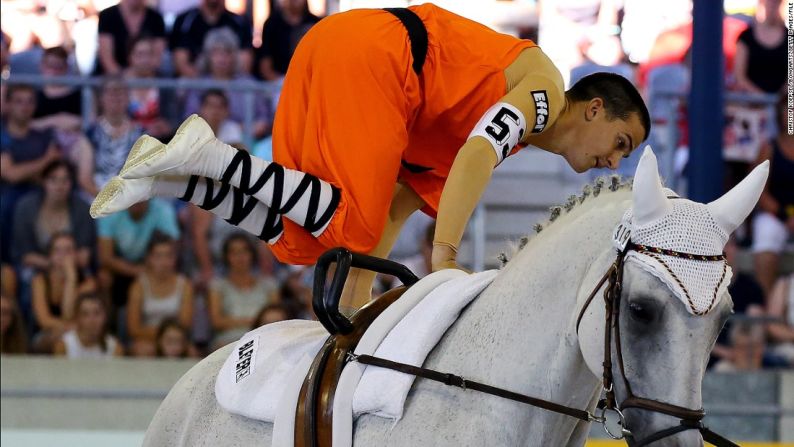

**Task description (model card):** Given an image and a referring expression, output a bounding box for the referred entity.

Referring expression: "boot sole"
[90,177,124,218]
[120,115,211,179]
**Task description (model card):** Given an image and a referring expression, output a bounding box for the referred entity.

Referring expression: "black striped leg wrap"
[219,150,341,235]
[179,175,283,244]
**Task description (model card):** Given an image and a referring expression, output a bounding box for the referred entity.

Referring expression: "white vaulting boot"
[119,114,340,237]
[91,175,283,244]
[122,134,165,173]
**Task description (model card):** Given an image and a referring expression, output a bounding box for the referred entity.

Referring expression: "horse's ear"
[632,146,671,227]
[707,160,769,234]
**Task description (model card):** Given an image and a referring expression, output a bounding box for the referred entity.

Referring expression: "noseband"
[575,242,734,446]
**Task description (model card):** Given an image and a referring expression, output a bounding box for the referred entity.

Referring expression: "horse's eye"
[629,301,654,324]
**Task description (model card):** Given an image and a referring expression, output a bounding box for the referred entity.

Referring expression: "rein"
[348,243,739,447]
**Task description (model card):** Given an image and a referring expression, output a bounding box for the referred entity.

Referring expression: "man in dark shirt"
[170,0,253,77]
[257,0,320,80]
[33,47,82,131]
[96,0,166,75]
[0,85,60,262]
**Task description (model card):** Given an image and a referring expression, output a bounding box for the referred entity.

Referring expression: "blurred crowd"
[0,0,791,372]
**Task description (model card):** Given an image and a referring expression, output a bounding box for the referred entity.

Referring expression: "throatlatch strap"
[220,151,340,234]
[179,175,283,242]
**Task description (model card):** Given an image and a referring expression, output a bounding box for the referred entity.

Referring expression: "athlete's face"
[565,98,646,173]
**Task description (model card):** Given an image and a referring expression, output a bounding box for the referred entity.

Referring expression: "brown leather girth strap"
[295,286,407,447]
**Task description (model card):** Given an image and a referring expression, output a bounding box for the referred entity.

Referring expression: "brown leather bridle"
[575,243,735,446]
[332,244,739,446]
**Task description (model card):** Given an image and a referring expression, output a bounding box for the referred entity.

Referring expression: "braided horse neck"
[353,180,634,447]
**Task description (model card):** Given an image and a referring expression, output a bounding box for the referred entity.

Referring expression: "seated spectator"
[183,27,271,139]
[82,76,144,197]
[98,199,180,309]
[752,96,793,296]
[1,294,28,354]
[208,233,279,348]
[767,273,794,366]
[197,89,243,146]
[31,232,97,353]
[96,0,166,75]
[12,160,95,272]
[155,318,195,358]
[31,46,82,132]
[170,0,253,78]
[251,302,291,329]
[713,319,766,372]
[0,84,60,263]
[710,236,766,365]
[30,46,94,172]
[124,35,176,140]
[54,293,123,358]
[127,233,193,356]
[256,0,319,81]
[278,266,313,320]
[733,0,786,94]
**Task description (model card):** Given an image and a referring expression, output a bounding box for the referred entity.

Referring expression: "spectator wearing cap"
[170,0,253,78]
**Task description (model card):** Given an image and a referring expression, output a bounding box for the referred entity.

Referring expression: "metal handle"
[312,248,419,335]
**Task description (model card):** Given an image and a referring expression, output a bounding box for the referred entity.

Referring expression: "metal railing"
[2,74,780,271]
[1,74,281,149]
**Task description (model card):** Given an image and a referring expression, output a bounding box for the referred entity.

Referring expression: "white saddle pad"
[214,319,328,422]
[214,269,497,447]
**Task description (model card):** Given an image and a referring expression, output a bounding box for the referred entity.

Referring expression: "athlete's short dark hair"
[566,72,651,142]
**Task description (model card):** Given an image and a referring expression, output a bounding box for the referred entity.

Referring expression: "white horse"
[144,149,767,446]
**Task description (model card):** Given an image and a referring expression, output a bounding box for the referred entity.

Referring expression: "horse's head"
[578,148,768,446]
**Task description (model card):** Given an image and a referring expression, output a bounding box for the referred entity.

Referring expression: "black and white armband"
[468,102,527,165]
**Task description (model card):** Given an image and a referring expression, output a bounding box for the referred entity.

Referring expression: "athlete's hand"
[431,243,470,273]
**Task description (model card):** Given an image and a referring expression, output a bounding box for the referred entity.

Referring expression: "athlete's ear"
[584,97,604,121]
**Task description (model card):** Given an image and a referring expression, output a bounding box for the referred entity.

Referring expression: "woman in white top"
[127,233,193,356]
[54,294,123,358]
[209,233,279,349]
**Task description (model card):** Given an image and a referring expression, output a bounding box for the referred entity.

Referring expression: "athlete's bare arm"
[432,49,566,270]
